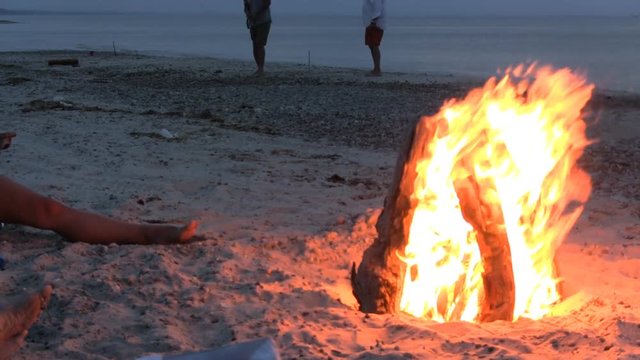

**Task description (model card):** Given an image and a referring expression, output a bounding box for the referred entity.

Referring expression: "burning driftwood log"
[350,116,425,316]
[351,64,595,323]
[351,117,515,322]
[453,174,515,322]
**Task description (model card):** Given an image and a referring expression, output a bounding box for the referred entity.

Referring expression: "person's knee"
[34,197,67,228]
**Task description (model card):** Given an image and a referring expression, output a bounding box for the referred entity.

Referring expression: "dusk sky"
[1,0,640,16]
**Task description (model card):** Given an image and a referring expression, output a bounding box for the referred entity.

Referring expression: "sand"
[1,51,639,359]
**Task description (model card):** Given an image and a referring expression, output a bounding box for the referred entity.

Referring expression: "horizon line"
[1,8,638,17]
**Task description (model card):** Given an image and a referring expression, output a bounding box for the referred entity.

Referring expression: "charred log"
[454,176,515,322]
[351,116,434,314]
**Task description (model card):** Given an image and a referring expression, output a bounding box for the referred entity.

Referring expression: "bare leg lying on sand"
[0,176,198,245]
[0,132,198,245]
[0,285,52,359]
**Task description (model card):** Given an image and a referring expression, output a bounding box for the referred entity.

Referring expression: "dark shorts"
[250,22,271,47]
[365,25,384,47]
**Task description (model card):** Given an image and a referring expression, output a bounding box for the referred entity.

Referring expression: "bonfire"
[352,64,594,323]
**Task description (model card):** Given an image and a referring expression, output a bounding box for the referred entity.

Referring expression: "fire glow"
[398,64,594,323]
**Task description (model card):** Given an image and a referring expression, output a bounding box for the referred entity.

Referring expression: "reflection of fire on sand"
[353,64,594,323]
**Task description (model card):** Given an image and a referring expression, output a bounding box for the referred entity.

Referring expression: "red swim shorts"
[365,25,384,47]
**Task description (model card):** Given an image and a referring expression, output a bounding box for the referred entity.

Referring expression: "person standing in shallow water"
[244,0,272,76]
[362,0,386,76]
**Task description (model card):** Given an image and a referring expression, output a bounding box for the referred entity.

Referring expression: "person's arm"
[244,0,252,28]
[0,132,16,152]
[243,0,250,17]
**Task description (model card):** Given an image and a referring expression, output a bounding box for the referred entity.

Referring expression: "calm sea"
[1,13,639,92]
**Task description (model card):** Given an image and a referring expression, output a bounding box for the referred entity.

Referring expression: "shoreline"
[2,50,640,359]
[3,49,638,97]
[1,49,485,84]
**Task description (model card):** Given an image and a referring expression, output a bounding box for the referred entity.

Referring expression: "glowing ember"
[398,64,594,322]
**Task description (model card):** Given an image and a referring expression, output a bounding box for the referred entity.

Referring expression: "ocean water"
[1,13,639,92]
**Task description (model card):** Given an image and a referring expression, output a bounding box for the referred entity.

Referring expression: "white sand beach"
[1,51,640,359]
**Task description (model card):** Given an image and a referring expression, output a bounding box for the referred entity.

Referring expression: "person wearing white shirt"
[362,0,386,76]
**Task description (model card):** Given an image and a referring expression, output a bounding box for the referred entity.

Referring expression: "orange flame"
[399,64,593,322]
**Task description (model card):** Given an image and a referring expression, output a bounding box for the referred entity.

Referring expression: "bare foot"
[0,285,52,356]
[366,70,382,77]
[0,330,27,360]
[176,220,199,242]
[145,220,199,245]
[253,69,265,77]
